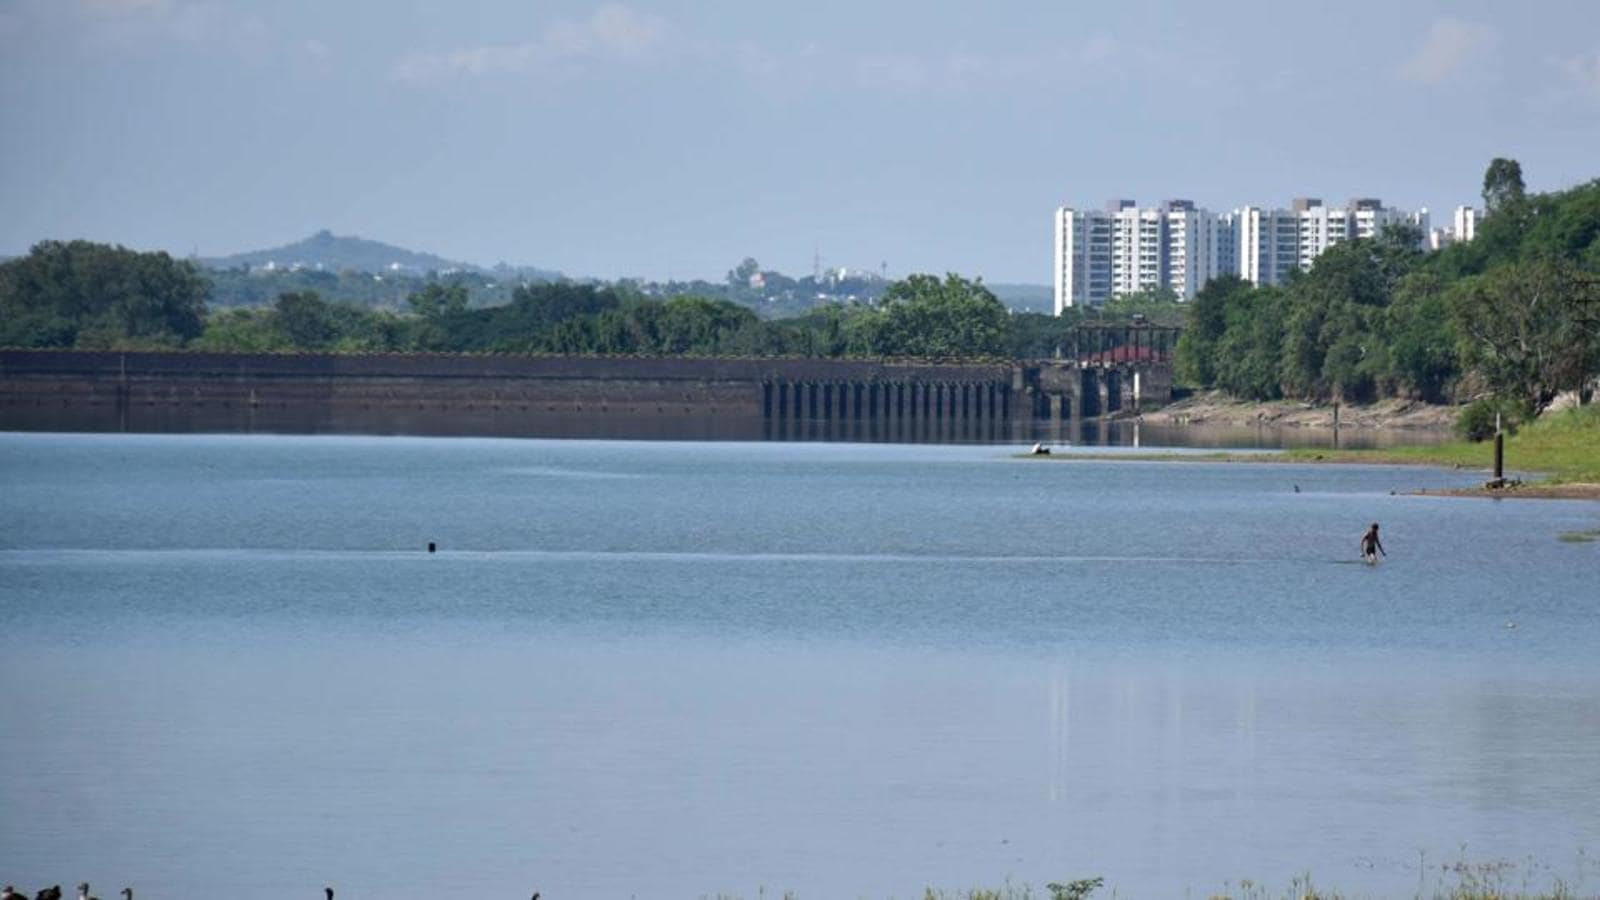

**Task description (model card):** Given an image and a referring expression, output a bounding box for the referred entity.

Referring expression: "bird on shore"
[324,888,334,900]
[3,886,26,900]
[120,890,132,900]
[76,884,96,900]
[35,887,62,900]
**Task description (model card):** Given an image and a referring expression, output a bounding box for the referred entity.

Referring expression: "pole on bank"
[1494,410,1505,482]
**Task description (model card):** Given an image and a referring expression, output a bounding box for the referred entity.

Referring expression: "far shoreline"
[1017,447,1600,501]
[1132,391,1460,432]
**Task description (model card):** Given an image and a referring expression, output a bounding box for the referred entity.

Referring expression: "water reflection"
[1038,660,1600,897]
[3,401,1447,449]
[1,435,1595,898]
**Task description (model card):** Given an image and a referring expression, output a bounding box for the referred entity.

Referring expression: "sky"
[2,1,1598,284]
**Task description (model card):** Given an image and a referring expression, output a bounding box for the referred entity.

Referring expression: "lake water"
[2,434,1598,899]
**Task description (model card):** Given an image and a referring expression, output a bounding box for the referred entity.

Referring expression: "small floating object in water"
[427,541,436,553]
[1294,484,1300,493]
[1030,442,1051,455]
[1506,622,1518,629]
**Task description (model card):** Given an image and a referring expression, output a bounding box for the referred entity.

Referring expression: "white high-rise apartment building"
[1427,206,1481,250]
[1111,202,1166,296]
[1053,194,1452,312]
[1053,206,1115,311]
[1236,206,1301,288]
[1294,197,1350,270]
[1165,200,1225,299]
[1053,198,1228,312]
[1216,211,1239,280]
[1288,197,1428,274]
[1239,197,1432,288]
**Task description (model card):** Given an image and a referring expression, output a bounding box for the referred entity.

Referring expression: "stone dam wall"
[0,350,1171,442]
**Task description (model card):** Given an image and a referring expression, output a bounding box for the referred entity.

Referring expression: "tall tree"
[407,282,469,319]
[870,273,1009,357]
[1174,276,1250,387]
[273,291,339,349]
[1213,286,1287,400]
[1451,259,1600,410]
[1276,232,1420,401]
[1482,158,1526,215]
[0,240,209,348]
[727,257,761,286]
[1383,271,1458,402]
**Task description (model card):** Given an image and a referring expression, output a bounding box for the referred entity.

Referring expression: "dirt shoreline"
[1413,482,1600,500]
[1020,450,1600,501]
[1137,391,1458,431]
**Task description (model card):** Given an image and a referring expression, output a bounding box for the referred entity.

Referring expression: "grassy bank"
[1022,405,1599,498]
[1278,405,1600,484]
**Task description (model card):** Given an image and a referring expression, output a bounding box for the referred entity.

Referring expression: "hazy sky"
[3,1,1598,283]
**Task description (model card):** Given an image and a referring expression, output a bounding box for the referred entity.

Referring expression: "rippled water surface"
[2,434,1598,898]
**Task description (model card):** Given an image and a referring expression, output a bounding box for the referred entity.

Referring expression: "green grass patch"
[1558,528,1600,543]
[1279,405,1600,483]
[1018,406,1599,488]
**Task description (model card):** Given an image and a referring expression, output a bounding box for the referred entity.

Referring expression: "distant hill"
[201,230,560,280]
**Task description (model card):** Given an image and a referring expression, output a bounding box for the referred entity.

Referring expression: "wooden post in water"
[1494,410,1505,481]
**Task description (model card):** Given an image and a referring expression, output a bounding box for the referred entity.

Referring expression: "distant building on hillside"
[1427,205,1482,251]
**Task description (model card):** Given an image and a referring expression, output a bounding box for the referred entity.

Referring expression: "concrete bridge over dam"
[1,328,1178,442]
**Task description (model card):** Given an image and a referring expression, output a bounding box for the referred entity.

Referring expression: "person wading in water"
[1361,522,1386,564]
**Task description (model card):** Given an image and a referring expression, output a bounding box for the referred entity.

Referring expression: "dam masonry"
[1,346,1174,442]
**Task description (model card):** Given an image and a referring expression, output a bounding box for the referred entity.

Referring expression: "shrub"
[1455,397,1532,442]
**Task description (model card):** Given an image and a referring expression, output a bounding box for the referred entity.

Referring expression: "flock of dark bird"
[3,883,540,890]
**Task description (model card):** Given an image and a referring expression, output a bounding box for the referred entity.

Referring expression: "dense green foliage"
[0,240,208,348]
[1451,259,1600,409]
[1176,162,1600,412]
[1453,396,1531,442]
[1481,157,1526,216]
[3,249,1058,359]
[843,274,1011,357]
[404,273,1013,358]
[1099,288,1188,327]
[191,284,770,356]
[203,265,525,310]
[182,275,1016,357]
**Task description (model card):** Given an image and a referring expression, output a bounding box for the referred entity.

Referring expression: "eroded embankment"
[1138,391,1458,431]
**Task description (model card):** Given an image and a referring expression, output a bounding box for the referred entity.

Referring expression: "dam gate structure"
[1,341,1176,442]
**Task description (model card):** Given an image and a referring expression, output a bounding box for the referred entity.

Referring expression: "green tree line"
[8,156,1595,409]
[0,240,209,349]
[2,244,1053,359]
[1176,159,1600,413]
